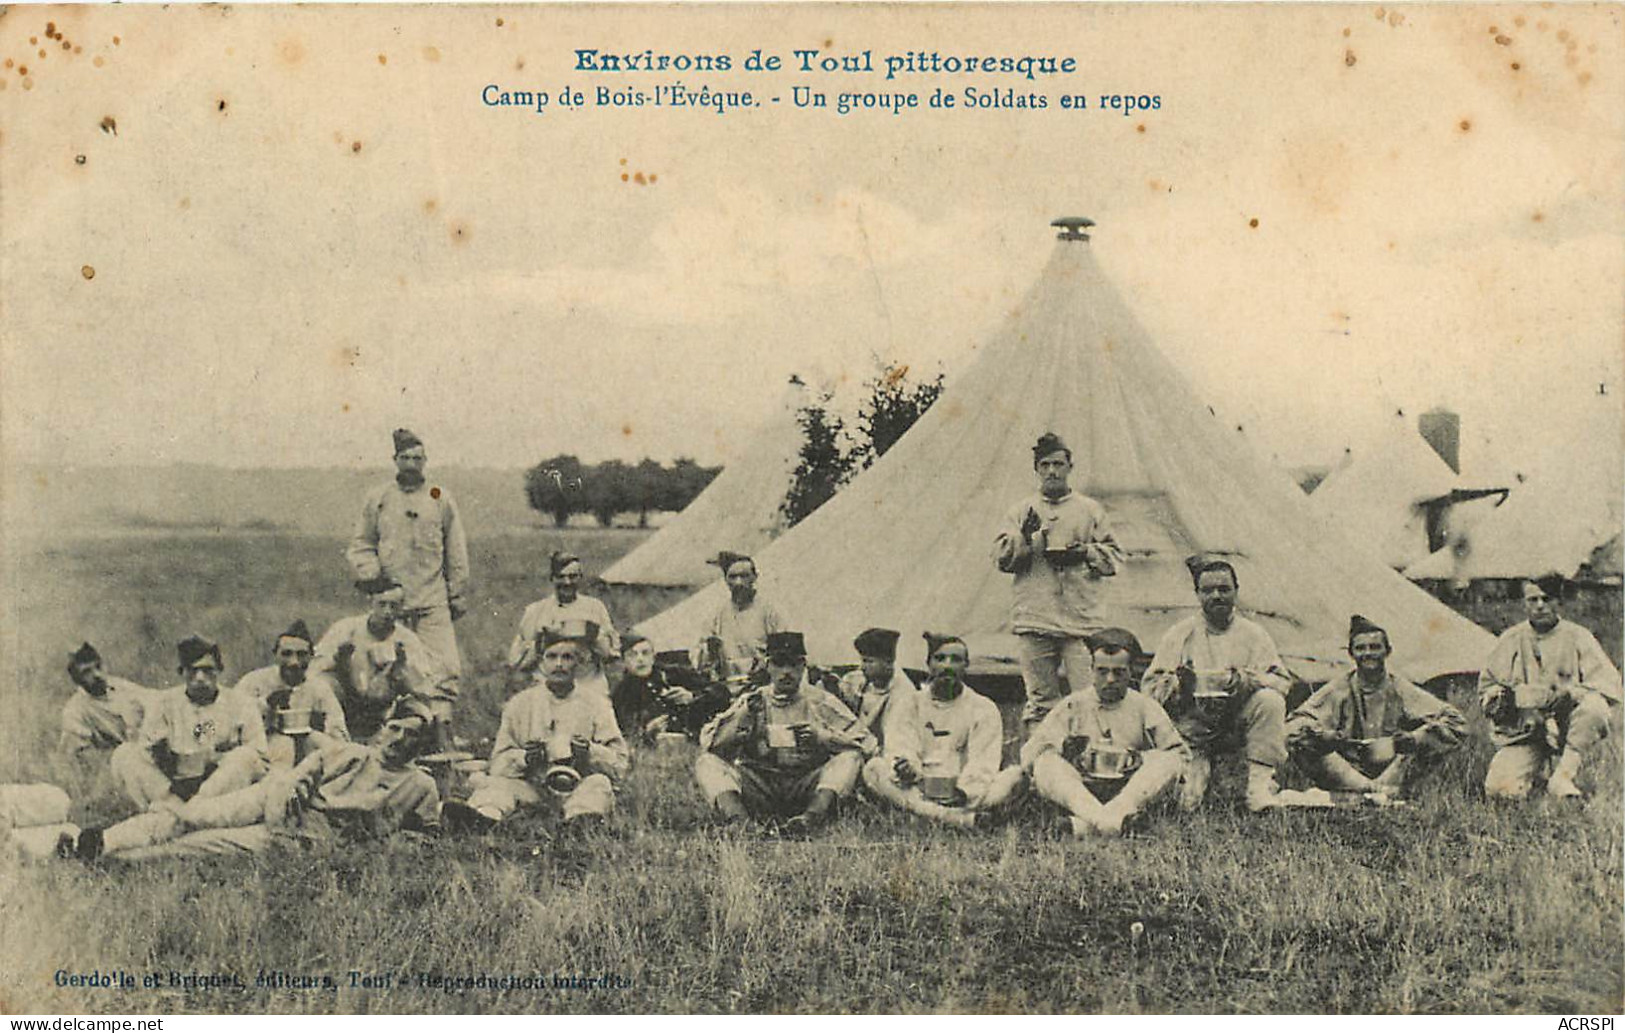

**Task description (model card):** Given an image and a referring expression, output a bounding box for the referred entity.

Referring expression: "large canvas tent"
[637,227,1495,683]
[603,378,810,588]
[1308,410,1466,570]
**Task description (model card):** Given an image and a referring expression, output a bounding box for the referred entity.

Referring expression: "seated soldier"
[1141,557,1293,812]
[444,622,629,832]
[1023,628,1189,837]
[862,633,1022,829]
[1479,575,1622,800]
[234,619,349,767]
[1288,615,1466,799]
[311,580,453,742]
[110,635,269,812]
[695,631,872,836]
[57,642,159,768]
[612,634,727,744]
[64,698,441,862]
[507,551,621,697]
[836,628,918,749]
[691,552,786,692]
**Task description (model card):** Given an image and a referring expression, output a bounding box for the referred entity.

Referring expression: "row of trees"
[522,357,943,530]
[524,456,720,528]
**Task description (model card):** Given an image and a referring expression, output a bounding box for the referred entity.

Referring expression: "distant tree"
[779,359,945,528]
[665,457,719,512]
[781,398,858,529]
[850,360,945,471]
[587,460,635,527]
[630,458,667,527]
[525,454,586,528]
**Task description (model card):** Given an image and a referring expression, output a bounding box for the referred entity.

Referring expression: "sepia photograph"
[1,2,1621,1015]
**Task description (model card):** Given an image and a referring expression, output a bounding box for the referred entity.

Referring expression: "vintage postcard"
[1,2,1621,1016]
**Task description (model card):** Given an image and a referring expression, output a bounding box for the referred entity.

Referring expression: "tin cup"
[173,749,212,779]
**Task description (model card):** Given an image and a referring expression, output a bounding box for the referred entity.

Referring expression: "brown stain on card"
[277,38,305,66]
[422,46,441,63]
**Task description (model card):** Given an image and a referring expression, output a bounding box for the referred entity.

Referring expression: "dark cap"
[713,550,754,574]
[393,428,424,454]
[69,642,101,667]
[1088,627,1144,658]
[356,576,405,599]
[620,632,649,654]
[177,634,222,670]
[1185,554,1239,590]
[1033,432,1071,465]
[540,620,599,649]
[923,631,967,658]
[1530,573,1569,600]
[1347,614,1391,649]
[549,550,582,578]
[853,628,901,662]
[765,631,807,662]
[277,619,314,647]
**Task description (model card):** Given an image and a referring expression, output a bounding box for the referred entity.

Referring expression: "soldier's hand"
[893,757,918,786]
[662,686,695,708]
[791,723,816,750]
[748,691,768,720]
[1061,735,1090,765]
[1020,507,1042,539]
[523,741,548,771]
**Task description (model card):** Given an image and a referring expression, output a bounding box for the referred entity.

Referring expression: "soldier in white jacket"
[862,634,1023,829]
[994,432,1124,731]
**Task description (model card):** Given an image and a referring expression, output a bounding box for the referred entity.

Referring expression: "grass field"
[1,530,1620,1014]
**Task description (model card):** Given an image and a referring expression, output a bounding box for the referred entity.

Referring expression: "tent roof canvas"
[603,379,810,587]
[1308,410,1466,570]
[637,236,1494,683]
[1406,391,1621,583]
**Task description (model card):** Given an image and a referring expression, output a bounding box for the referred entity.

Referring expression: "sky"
[2,3,1620,481]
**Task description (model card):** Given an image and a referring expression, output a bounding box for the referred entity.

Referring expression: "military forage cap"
[1532,572,1569,600]
[765,631,807,662]
[357,576,406,601]
[549,550,582,577]
[70,642,101,666]
[923,631,966,657]
[393,427,424,454]
[1184,553,1239,590]
[541,620,599,649]
[853,627,901,662]
[278,619,314,647]
[177,634,222,670]
[1032,431,1071,464]
[1088,626,1144,658]
[712,550,753,574]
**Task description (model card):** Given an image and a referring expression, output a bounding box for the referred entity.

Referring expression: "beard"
[396,469,426,489]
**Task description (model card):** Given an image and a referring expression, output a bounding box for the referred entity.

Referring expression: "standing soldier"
[110,636,268,812]
[507,551,621,696]
[347,428,470,699]
[1142,557,1292,812]
[1479,576,1621,799]
[994,432,1124,732]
